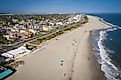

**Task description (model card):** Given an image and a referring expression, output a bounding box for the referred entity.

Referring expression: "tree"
[83,15,89,23]
[0,34,8,44]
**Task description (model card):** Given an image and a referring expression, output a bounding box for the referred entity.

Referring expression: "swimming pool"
[0,66,15,80]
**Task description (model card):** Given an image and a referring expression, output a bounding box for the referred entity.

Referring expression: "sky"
[0,0,121,14]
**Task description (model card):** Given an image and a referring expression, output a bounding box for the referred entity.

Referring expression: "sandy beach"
[7,15,111,80]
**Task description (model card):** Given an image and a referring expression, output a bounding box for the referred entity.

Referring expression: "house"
[0,28,6,35]
[3,32,18,41]
[19,29,33,38]
[49,22,54,26]
[29,29,36,35]
[56,22,63,26]
[42,25,51,31]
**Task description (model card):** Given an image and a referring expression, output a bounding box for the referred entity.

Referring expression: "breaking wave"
[98,30,120,80]
[91,16,121,80]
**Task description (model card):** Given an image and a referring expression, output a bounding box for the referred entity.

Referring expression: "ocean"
[90,14,121,80]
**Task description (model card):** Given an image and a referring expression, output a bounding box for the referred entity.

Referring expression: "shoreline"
[6,15,111,80]
[91,27,121,80]
[71,31,106,80]
[89,31,107,80]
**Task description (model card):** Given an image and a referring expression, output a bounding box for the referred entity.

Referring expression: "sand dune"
[7,15,110,80]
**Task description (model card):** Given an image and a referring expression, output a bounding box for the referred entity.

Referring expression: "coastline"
[71,31,106,80]
[6,15,111,80]
[91,26,121,79]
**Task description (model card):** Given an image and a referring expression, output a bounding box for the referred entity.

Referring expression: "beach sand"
[7,15,110,80]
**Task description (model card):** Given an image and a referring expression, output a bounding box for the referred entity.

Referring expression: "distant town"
[0,14,88,45]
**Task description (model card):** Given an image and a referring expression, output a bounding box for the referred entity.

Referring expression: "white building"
[1,46,31,61]
[56,22,63,26]
[29,29,36,34]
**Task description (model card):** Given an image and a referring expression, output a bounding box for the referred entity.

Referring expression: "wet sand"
[7,15,110,80]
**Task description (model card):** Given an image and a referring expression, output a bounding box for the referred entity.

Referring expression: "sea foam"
[90,15,121,80]
[96,30,120,80]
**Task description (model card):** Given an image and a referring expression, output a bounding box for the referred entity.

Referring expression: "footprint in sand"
[60,60,64,67]
[61,63,63,66]
[64,73,66,76]
[61,60,64,62]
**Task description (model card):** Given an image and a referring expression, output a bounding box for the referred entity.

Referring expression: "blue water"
[91,13,121,27]
[0,66,13,79]
[0,69,13,79]
[90,14,121,80]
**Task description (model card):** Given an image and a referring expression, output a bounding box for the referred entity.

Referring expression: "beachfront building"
[1,46,31,61]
